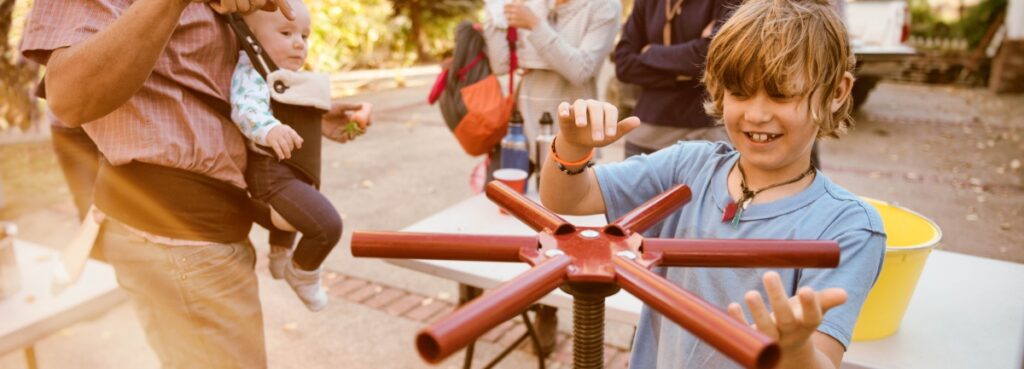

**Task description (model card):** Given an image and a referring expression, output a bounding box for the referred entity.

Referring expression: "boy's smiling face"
[722,86,818,175]
[721,70,853,178]
[246,0,311,71]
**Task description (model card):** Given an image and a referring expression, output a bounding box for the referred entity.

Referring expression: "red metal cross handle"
[352,182,839,369]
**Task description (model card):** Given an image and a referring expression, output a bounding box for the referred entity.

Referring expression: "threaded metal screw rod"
[572,295,605,369]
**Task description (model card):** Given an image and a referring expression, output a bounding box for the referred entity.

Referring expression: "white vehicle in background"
[845,0,918,108]
[597,0,918,112]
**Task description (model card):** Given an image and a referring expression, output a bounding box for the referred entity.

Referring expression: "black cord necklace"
[722,159,816,227]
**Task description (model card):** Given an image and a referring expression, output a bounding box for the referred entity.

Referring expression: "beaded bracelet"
[550,137,595,175]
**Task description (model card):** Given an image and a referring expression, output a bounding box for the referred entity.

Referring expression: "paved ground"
[0,81,1021,368]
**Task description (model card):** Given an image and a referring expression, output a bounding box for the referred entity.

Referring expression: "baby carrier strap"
[223,13,325,188]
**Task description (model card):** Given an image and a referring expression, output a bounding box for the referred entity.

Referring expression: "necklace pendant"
[722,201,738,222]
[731,207,744,228]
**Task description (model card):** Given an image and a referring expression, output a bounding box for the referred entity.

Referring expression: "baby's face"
[246,1,311,71]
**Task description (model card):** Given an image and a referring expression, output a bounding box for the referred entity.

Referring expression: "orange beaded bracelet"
[550,137,595,175]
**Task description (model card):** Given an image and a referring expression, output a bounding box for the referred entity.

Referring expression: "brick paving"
[321,267,632,369]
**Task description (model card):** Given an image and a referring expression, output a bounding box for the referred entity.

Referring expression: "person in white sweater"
[483,0,621,355]
[484,0,622,158]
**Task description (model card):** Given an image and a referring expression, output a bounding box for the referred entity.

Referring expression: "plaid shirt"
[20,1,246,188]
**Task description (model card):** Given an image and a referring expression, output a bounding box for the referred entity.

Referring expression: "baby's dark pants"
[246,153,342,271]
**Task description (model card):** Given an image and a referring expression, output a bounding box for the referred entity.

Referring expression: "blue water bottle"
[500,110,530,189]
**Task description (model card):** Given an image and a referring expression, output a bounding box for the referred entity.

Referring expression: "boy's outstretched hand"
[557,99,640,152]
[265,124,303,160]
[727,272,848,369]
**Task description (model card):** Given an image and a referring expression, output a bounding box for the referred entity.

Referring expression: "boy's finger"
[616,116,641,138]
[586,100,605,142]
[745,291,777,337]
[291,131,303,150]
[572,99,588,128]
[270,0,295,19]
[557,102,573,129]
[797,287,823,328]
[726,302,748,325]
[763,272,797,330]
[602,103,618,138]
[817,288,848,313]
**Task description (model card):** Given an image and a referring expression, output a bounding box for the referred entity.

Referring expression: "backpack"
[432,21,493,132]
[430,21,519,156]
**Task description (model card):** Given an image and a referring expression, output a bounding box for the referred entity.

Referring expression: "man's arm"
[42,0,293,126]
[612,0,678,88]
[44,0,193,126]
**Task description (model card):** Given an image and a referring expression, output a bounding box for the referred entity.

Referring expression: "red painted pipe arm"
[644,238,840,268]
[351,231,533,262]
[416,255,571,363]
[610,185,692,234]
[485,182,575,234]
[612,256,780,369]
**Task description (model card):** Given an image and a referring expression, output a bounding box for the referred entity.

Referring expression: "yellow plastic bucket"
[852,197,942,341]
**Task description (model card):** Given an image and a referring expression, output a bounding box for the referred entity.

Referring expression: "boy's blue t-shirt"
[594,141,886,369]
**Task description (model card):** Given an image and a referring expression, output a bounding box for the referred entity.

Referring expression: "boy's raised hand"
[557,99,640,151]
[727,272,848,367]
[265,124,303,160]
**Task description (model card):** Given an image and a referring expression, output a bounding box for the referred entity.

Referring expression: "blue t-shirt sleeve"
[801,204,887,349]
[596,142,726,222]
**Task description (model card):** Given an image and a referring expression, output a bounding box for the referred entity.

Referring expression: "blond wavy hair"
[703,0,855,138]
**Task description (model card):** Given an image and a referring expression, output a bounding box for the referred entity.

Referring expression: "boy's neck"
[728,156,816,204]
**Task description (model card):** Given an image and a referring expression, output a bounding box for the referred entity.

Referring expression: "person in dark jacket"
[613,0,739,157]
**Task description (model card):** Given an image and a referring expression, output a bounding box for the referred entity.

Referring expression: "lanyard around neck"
[663,0,686,45]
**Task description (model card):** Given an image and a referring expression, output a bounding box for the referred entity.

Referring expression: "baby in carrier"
[230,0,371,311]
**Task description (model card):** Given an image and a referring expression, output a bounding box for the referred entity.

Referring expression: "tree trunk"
[408,2,430,62]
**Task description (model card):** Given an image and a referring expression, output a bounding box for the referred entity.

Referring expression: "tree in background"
[308,0,402,71]
[389,0,481,62]
[0,0,39,131]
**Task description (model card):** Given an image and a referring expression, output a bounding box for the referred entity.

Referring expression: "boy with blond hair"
[538,0,886,367]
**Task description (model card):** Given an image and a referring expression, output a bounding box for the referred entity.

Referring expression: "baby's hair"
[703,0,855,138]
